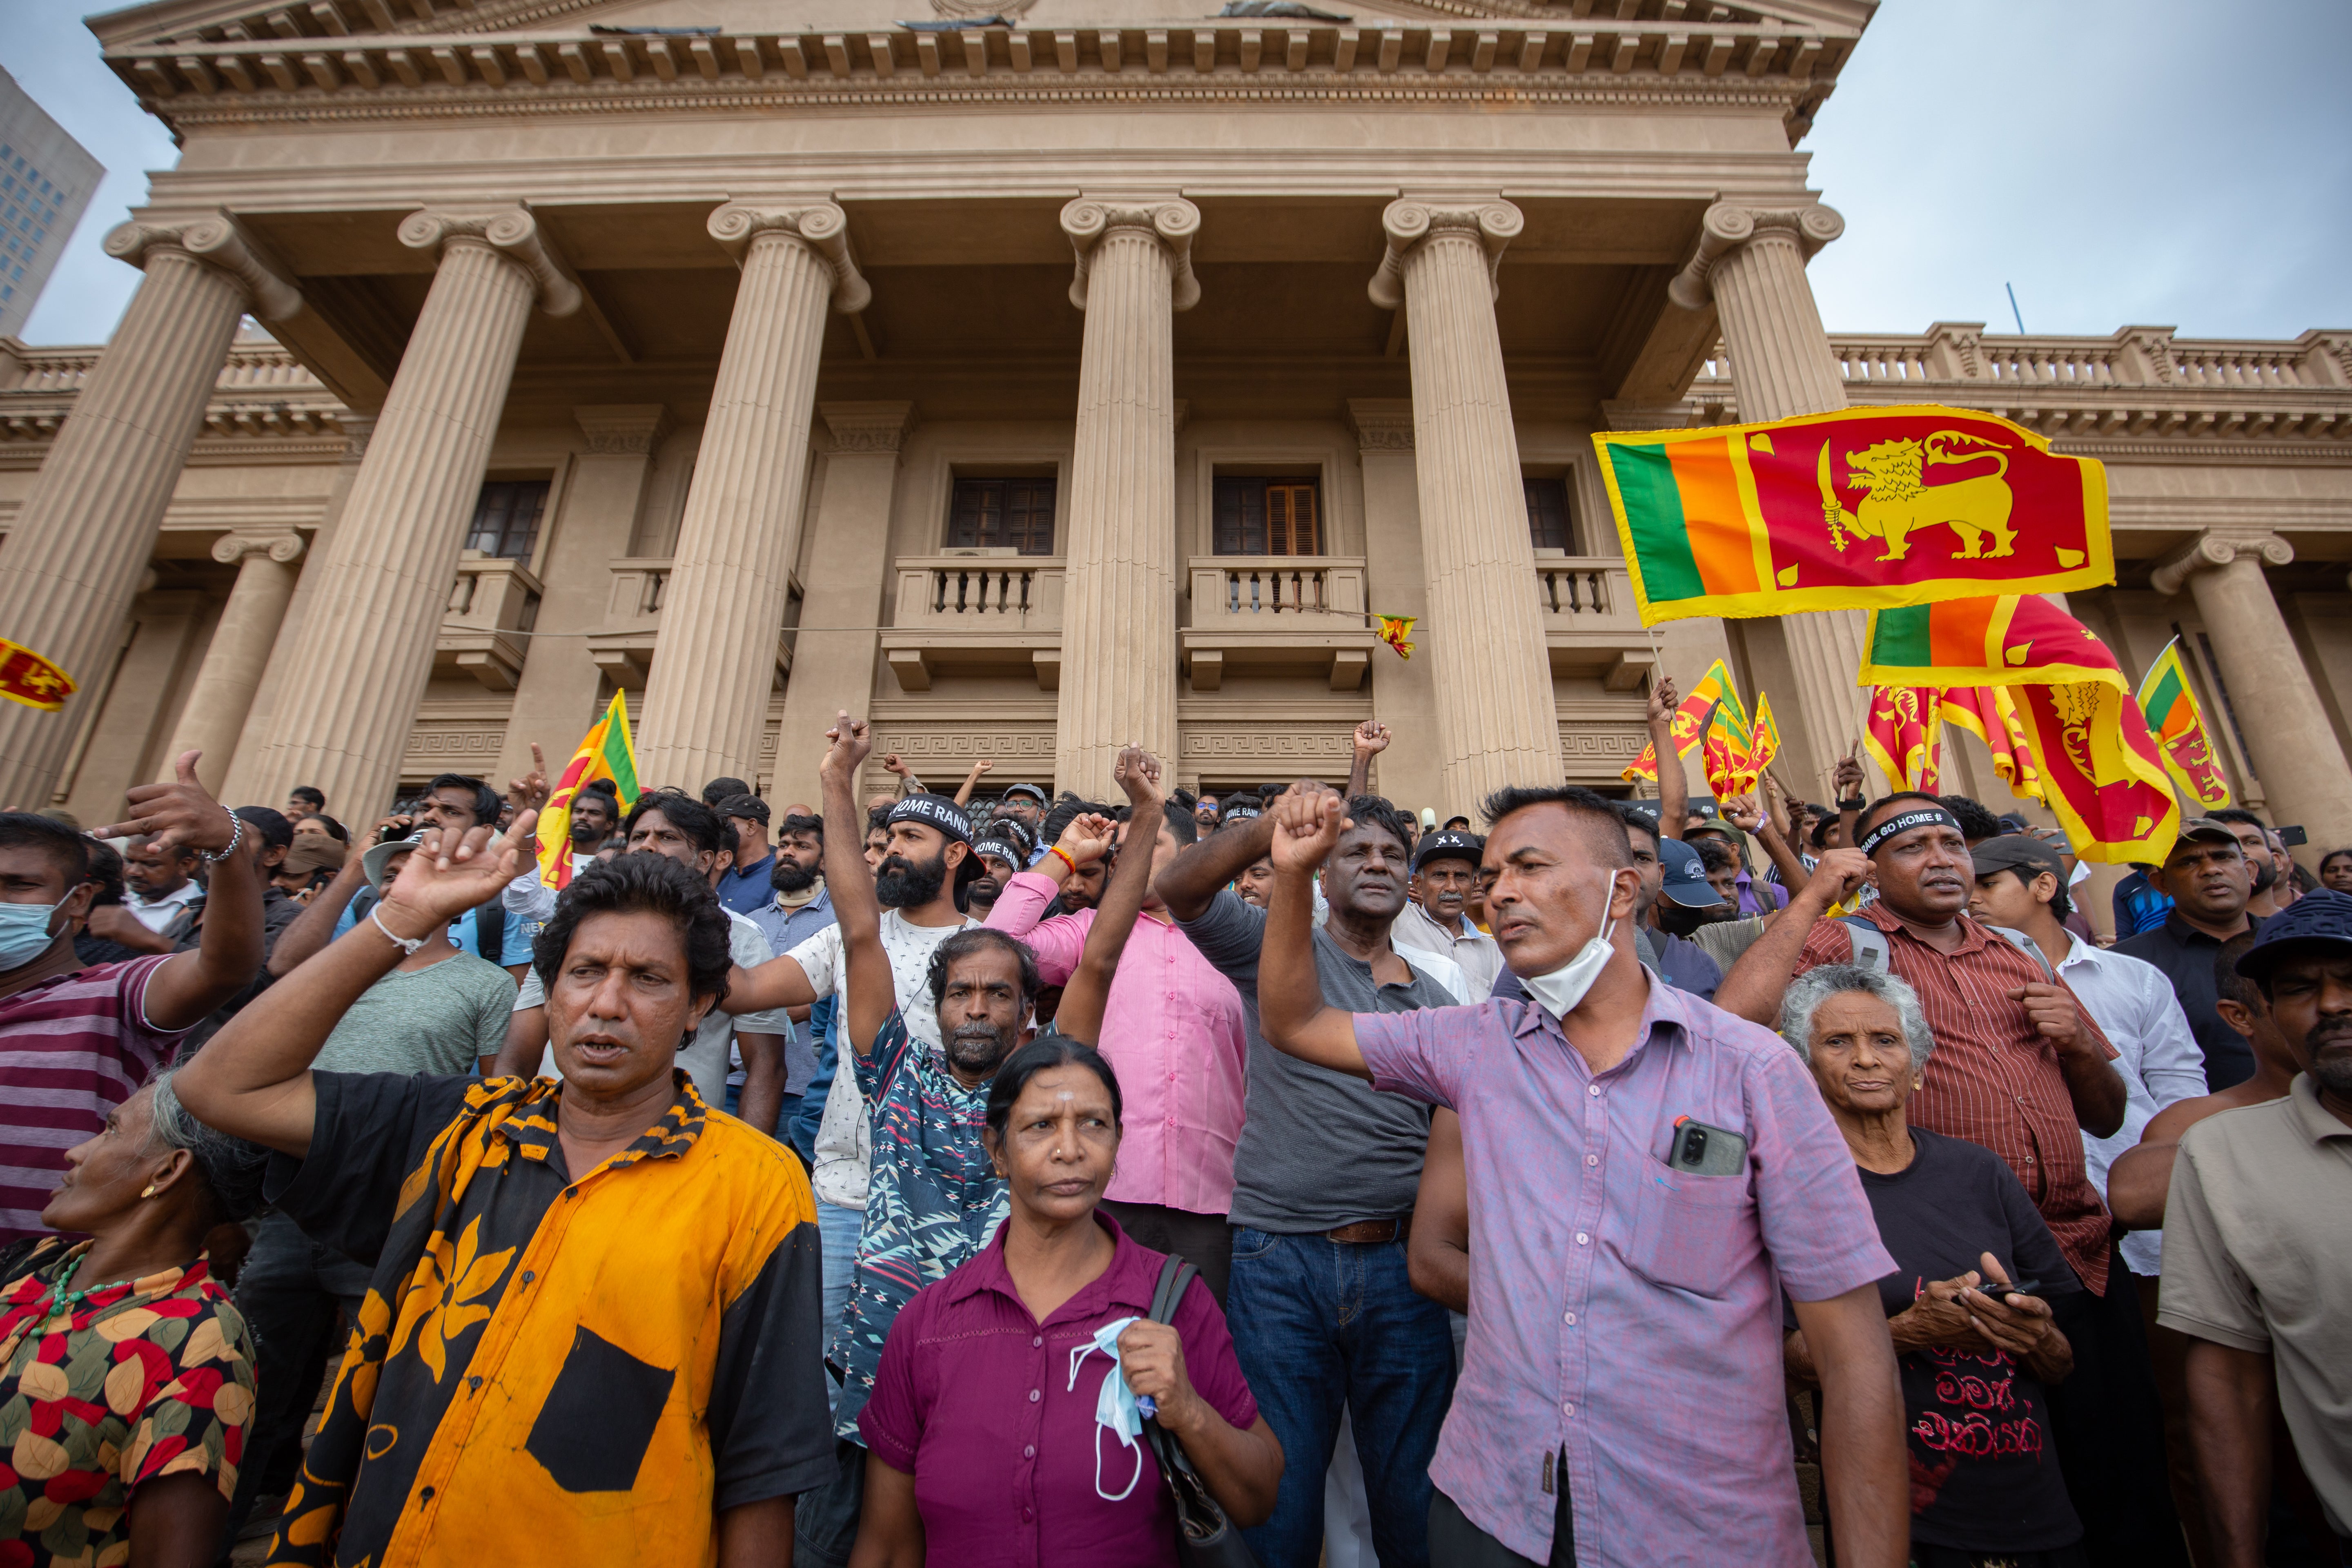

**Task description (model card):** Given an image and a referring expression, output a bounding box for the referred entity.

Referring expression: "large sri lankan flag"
[1860,596,2177,863]
[2136,639,2231,808]
[1593,406,2111,626]
[537,692,642,889]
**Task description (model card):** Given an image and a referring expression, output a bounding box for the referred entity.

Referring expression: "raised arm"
[1721,792,1811,895]
[1056,747,1163,1045]
[171,813,535,1156]
[1713,848,1870,1025]
[817,715,896,1055]
[1344,719,1388,802]
[90,752,265,1030]
[1647,675,1688,842]
[1154,809,1277,922]
[953,758,992,807]
[1256,787,1368,1078]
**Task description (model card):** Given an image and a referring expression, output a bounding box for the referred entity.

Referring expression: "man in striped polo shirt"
[0,753,265,1241]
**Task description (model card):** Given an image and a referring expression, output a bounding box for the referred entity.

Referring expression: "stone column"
[158,532,306,791]
[2153,531,2352,853]
[0,214,298,806]
[243,209,579,816]
[774,402,915,801]
[1051,198,1197,793]
[1368,199,1560,811]
[1668,201,1864,793]
[634,203,868,789]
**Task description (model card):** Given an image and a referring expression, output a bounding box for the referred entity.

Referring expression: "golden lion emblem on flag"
[1818,430,2018,564]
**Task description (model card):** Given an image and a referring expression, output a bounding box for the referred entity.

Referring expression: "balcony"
[882,553,1067,691]
[1183,556,1374,691]
[435,553,541,690]
[588,557,795,690]
[1536,556,1651,689]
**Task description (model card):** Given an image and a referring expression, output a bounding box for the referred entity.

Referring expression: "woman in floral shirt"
[0,1070,266,1567]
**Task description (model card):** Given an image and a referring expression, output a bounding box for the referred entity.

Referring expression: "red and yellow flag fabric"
[1700,700,1758,797]
[1622,659,1740,783]
[537,692,642,889]
[1375,615,1416,659]
[1749,693,1782,780]
[1593,405,2111,626]
[2136,639,2230,808]
[1940,685,2044,803]
[1864,687,1943,791]
[0,639,76,712]
[1861,596,2178,863]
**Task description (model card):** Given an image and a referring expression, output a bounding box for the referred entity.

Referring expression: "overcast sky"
[4,0,2348,346]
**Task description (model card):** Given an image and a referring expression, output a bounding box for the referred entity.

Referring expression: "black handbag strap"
[1141,1255,1201,1484]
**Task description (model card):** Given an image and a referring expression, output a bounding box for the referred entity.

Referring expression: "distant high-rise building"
[0,65,103,340]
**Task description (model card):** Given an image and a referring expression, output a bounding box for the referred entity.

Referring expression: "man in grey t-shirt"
[1162,789,1460,1567]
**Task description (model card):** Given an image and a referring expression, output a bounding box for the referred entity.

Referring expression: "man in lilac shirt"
[1254,781,1909,1568]
[986,797,1248,1298]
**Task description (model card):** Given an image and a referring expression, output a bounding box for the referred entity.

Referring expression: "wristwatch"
[1836,797,1866,812]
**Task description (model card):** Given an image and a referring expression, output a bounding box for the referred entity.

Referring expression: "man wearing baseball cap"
[993,779,1051,861]
[2117,819,2266,1091]
[2157,891,2352,1562]
[712,792,777,915]
[1391,829,1502,997]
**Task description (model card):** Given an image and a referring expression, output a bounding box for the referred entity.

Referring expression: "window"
[1213,477,1320,556]
[947,477,1056,554]
[466,480,549,561]
[1524,476,1573,552]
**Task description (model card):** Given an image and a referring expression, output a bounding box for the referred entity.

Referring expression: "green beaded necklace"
[33,1252,135,1323]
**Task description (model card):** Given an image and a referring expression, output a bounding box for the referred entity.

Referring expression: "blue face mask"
[0,897,65,971]
[1067,1315,1147,1502]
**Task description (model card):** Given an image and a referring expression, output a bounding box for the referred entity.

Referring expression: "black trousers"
[1101,1198,1234,1305]
[223,1213,372,1546]
[792,1438,869,1568]
[1426,1458,1573,1568]
[2044,1252,2190,1568]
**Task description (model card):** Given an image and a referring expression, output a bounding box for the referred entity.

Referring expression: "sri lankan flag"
[1749,693,1782,780]
[2136,639,2230,808]
[1622,659,1743,783]
[1376,615,1416,659]
[1593,406,2111,626]
[1860,596,2178,863]
[0,639,75,712]
[1864,687,1943,791]
[537,692,642,889]
[1699,699,1756,797]
[1941,685,2043,803]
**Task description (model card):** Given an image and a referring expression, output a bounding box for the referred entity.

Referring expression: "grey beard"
[946,1022,1014,1078]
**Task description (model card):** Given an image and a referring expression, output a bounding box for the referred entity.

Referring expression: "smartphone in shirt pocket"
[1623,1118,1755,1298]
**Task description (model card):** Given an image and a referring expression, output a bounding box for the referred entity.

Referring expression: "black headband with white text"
[886,793,973,846]
[1859,807,1964,857]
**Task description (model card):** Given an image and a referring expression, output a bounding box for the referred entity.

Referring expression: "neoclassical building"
[4,0,2351,869]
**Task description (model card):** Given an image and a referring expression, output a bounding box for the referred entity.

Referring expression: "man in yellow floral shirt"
[174,817,832,1568]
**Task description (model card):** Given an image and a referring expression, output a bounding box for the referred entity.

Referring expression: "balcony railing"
[883,555,1066,692]
[435,553,541,690]
[1191,556,1367,621]
[1184,556,1372,691]
[1535,556,1650,688]
[588,556,795,690]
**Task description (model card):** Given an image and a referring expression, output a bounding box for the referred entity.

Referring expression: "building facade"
[0,66,104,341]
[2,0,2350,875]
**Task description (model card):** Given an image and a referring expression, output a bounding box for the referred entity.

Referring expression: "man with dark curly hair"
[174,824,833,1568]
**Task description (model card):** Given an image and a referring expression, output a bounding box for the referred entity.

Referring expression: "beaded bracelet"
[1049,845,1078,875]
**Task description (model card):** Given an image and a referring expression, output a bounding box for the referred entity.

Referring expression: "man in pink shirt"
[987,796,1248,1299]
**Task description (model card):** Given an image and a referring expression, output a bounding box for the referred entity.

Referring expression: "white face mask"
[1520,871,1626,1021]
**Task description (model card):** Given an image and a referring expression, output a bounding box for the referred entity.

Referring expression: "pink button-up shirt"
[988,871,1248,1215]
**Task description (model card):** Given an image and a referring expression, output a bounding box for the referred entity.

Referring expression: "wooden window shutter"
[1267,483,1319,555]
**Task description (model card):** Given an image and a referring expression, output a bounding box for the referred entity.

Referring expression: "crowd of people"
[0,672,2346,1568]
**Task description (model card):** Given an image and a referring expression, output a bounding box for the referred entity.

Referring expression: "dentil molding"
[822,401,918,454]
[574,404,672,456]
[1367,199,1522,310]
[708,202,872,314]
[2151,530,2295,598]
[1061,199,1202,314]
[397,207,582,317]
[1668,200,1844,311]
[103,211,301,322]
[1348,398,1415,453]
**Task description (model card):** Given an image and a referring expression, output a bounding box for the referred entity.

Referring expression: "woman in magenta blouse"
[851,1032,1283,1566]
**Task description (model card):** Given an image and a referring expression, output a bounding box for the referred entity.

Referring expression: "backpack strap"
[1982,924,2057,984]
[1836,915,1890,975]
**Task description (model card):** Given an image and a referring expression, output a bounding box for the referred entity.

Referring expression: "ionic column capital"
[1367,199,1523,310]
[103,210,301,321]
[1060,198,1200,312]
[1668,201,1845,311]
[397,207,582,318]
[211,530,306,566]
[821,401,917,454]
[2151,529,2294,597]
[708,202,871,313]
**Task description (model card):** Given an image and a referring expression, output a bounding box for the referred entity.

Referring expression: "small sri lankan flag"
[1376,615,1416,659]
[1860,596,2178,864]
[1622,658,1742,783]
[2136,638,2231,808]
[0,639,76,712]
[1592,405,2112,627]
[537,691,643,889]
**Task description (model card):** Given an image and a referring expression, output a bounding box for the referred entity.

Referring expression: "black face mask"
[771,855,818,894]
[1657,900,1735,938]
[875,850,948,909]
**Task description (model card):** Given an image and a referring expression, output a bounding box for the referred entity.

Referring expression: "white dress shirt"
[2057,932,2209,1276]
[126,880,202,933]
[1391,898,1503,999]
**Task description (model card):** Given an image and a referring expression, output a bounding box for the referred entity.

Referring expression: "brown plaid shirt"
[1796,903,2119,1295]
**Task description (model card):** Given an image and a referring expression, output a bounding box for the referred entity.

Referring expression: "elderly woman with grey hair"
[1778,965,2089,1568]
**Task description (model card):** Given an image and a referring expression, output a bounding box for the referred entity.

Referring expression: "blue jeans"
[818,1199,863,1394]
[1227,1226,1457,1568]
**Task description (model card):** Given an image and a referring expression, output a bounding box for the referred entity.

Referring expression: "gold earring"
[140,1183,160,1198]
